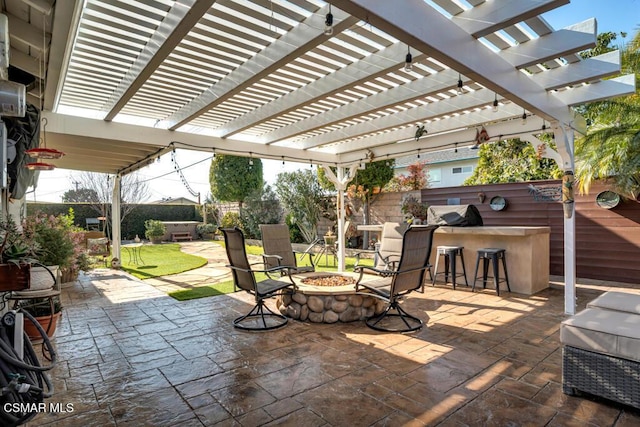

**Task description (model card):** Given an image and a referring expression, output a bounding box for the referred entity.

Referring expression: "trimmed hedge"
[27,202,203,240]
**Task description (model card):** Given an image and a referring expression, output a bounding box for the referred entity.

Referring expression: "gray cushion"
[587,291,640,315]
[561,308,640,363]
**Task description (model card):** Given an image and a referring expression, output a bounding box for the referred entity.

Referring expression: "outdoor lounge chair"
[355,222,406,270]
[355,224,438,332]
[221,227,297,331]
[259,224,315,277]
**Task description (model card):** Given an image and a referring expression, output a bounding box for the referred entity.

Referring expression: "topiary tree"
[209,155,263,209]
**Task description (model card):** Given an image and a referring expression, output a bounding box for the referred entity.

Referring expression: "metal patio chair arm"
[225,264,297,287]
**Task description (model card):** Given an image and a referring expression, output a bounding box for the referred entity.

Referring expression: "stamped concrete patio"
[27,242,640,426]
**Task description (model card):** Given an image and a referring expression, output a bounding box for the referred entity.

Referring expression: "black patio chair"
[355,225,438,332]
[221,227,297,331]
[259,224,315,278]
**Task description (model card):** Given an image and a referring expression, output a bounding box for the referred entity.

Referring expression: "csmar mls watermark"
[3,402,74,413]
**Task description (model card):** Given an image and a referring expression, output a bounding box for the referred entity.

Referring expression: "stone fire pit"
[276,273,386,323]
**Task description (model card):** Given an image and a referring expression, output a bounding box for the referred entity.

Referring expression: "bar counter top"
[435,226,550,236]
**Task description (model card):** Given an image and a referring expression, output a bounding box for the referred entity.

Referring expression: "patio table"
[122,243,144,265]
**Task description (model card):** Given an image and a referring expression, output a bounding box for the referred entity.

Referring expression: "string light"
[324,5,333,35]
[404,46,413,72]
[522,109,527,125]
[212,148,216,158]
[457,74,464,95]
[417,149,420,159]
[492,94,499,112]
[454,143,458,153]
[248,152,253,167]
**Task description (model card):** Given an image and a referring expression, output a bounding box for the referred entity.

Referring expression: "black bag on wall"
[427,204,483,226]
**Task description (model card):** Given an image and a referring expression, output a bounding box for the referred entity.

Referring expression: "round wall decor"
[595,191,620,209]
[489,196,507,211]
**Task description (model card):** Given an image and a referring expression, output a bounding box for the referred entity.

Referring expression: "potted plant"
[196,223,217,240]
[401,194,429,224]
[15,296,63,340]
[145,219,166,244]
[24,212,76,291]
[0,218,39,292]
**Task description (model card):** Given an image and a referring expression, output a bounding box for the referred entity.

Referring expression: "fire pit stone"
[276,273,386,323]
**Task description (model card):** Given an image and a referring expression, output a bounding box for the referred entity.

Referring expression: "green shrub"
[285,213,304,243]
[240,185,282,239]
[24,212,76,268]
[196,223,218,237]
[220,212,242,230]
[144,219,166,241]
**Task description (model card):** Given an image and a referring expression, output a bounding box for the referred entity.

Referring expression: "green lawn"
[167,243,374,301]
[121,244,207,279]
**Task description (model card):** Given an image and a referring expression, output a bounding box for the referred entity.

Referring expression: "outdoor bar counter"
[358,224,550,295]
[433,226,550,295]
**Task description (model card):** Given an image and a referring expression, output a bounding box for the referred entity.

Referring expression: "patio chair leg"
[233,299,288,331]
[365,301,423,333]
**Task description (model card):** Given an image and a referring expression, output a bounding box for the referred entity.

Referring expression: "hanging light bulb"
[248,152,253,167]
[281,156,285,166]
[404,46,413,72]
[417,149,420,159]
[324,5,333,35]
[522,109,527,125]
[457,74,464,95]
[492,94,499,112]
[454,143,458,153]
[212,148,216,158]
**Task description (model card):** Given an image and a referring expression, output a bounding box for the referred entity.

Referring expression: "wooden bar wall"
[421,180,640,284]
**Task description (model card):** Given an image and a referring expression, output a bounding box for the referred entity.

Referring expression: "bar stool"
[472,248,511,296]
[432,245,468,290]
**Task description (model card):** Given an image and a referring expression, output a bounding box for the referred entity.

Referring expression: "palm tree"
[575,29,640,198]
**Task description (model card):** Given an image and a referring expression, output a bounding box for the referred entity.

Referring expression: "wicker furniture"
[561,291,640,409]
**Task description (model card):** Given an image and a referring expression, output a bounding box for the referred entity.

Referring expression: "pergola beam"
[532,51,623,91]
[330,0,579,127]
[41,111,339,172]
[502,19,596,69]
[263,69,463,145]
[216,42,415,138]
[295,87,496,150]
[451,0,569,38]
[328,104,525,157]
[164,5,358,130]
[336,115,549,165]
[552,75,637,106]
[102,0,217,121]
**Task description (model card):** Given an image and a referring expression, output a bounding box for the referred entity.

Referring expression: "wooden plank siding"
[421,180,640,284]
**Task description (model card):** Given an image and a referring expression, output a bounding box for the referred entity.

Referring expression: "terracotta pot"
[23,311,62,341]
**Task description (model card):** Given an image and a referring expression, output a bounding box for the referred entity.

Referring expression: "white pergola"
[3,0,635,314]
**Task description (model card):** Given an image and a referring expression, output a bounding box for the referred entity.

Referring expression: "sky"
[30,0,640,204]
